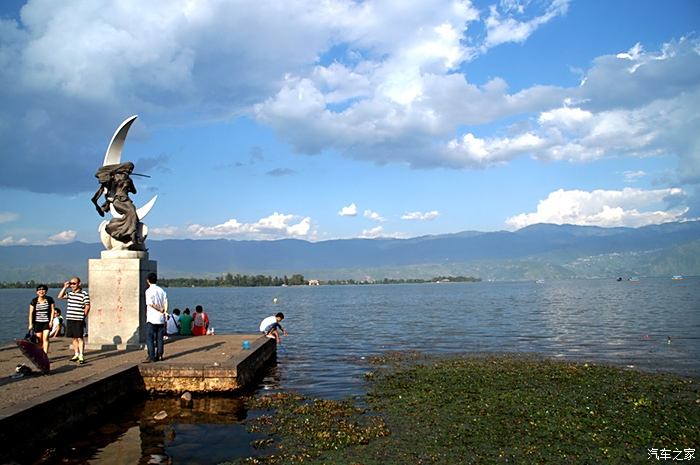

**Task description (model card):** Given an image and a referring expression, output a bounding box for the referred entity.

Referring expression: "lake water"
[3,278,699,463]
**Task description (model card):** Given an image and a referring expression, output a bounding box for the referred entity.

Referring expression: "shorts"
[65,320,86,339]
[262,322,281,334]
[33,321,50,332]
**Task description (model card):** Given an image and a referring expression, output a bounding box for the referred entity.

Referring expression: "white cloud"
[360,226,384,238]
[312,62,373,104]
[0,236,29,246]
[256,33,700,180]
[506,187,689,229]
[401,210,440,221]
[0,0,377,191]
[445,132,546,167]
[2,1,699,195]
[363,209,386,222]
[338,203,358,217]
[483,0,569,50]
[188,212,313,240]
[623,170,646,183]
[0,212,19,224]
[441,37,700,170]
[151,226,180,237]
[47,230,77,243]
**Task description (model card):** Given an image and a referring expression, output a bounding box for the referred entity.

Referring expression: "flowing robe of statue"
[105,171,139,244]
[93,161,141,246]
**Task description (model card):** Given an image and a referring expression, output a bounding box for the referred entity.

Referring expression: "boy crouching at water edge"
[259,312,288,343]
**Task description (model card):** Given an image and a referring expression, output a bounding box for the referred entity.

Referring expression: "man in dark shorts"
[57,277,90,364]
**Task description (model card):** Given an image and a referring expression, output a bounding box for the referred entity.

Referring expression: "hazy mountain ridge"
[1,222,698,282]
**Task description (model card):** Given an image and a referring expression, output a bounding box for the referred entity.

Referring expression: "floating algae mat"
[230,353,700,465]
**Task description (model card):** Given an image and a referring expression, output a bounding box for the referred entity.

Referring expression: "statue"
[94,116,157,251]
[93,161,140,246]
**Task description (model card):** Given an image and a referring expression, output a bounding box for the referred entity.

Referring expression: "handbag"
[24,328,39,344]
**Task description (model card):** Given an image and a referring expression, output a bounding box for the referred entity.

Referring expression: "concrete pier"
[0,334,275,455]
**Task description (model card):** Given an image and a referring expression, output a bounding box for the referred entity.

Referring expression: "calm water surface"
[2,278,699,464]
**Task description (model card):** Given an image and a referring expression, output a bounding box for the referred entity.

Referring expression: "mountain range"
[1,221,699,283]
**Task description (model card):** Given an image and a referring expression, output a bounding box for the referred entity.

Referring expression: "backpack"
[193,312,206,327]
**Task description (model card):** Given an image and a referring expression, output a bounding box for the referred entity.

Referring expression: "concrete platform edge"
[0,363,145,456]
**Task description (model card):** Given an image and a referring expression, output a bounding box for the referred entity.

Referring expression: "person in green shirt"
[179,308,193,336]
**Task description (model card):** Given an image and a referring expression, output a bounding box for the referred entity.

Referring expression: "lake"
[3,278,699,463]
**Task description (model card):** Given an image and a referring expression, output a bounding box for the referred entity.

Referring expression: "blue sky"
[1,0,699,245]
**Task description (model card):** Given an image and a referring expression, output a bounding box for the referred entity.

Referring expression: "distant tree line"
[0,280,67,289]
[160,273,307,288]
[325,276,481,285]
[1,274,480,289]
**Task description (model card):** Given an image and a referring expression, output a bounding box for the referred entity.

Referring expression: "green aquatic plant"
[226,354,700,465]
[231,392,389,464]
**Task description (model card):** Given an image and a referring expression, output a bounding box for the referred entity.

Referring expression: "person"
[144,272,167,363]
[259,312,288,344]
[49,308,64,338]
[166,308,181,336]
[192,305,210,336]
[57,277,90,364]
[179,308,193,336]
[28,284,56,355]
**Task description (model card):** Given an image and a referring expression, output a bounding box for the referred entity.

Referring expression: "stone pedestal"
[87,250,156,350]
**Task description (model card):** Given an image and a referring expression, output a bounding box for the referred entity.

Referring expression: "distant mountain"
[1,221,699,283]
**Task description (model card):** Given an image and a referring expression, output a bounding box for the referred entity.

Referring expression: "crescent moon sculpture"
[95,115,158,251]
[102,115,158,221]
[103,115,138,167]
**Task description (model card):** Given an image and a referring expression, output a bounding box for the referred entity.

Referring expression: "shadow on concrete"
[159,341,227,362]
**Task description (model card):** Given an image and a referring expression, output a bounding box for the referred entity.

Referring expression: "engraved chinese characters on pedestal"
[92,115,157,251]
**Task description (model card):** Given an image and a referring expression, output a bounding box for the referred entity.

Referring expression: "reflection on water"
[26,396,268,465]
[3,278,698,463]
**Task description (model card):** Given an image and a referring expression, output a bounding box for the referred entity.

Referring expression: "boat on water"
[535,279,545,284]
[628,277,640,282]
[672,275,684,280]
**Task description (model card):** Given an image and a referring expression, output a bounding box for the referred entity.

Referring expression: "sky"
[0,0,699,245]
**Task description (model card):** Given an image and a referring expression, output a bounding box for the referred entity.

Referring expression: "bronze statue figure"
[92,161,134,216]
[92,161,140,247]
[95,115,157,251]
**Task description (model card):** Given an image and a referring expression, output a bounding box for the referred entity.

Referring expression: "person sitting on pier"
[179,308,193,336]
[191,305,210,336]
[259,312,288,344]
[166,308,181,337]
[49,308,64,338]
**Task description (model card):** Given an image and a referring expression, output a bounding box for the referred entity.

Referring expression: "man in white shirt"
[144,272,167,363]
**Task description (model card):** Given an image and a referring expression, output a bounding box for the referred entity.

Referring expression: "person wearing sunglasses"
[57,277,91,364]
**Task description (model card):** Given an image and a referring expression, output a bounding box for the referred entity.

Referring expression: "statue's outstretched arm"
[91,185,106,217]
